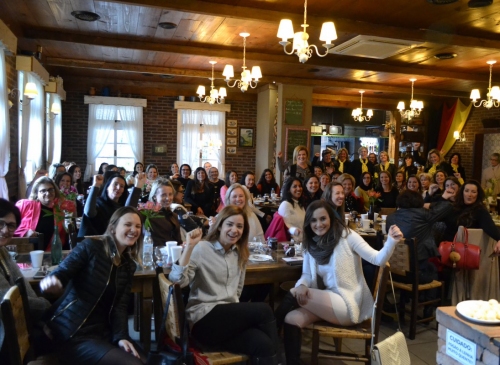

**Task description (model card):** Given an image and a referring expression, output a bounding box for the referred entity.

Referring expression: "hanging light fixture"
[470,60,500,109]
[352,91,373,122]
[196,61,227,105]
[223,33,262,92]
[277,0,337,63]
[397,78,423,122]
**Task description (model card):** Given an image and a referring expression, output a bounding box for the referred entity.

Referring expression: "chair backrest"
[1,283,34,365]
[388,238,418,285]
[9,235,45,253]
[67,220,78,249]
[158,273,182,344]
[371,263,390,345]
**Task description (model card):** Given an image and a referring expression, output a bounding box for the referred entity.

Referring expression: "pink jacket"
[14,199,67,251]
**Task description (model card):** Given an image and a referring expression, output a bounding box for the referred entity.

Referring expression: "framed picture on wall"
[227,138,237,146]
[227,120,237,128]
[152,144,167,156]
[227,147,237,154]
[239,127,254,147]
[227,128,237,136]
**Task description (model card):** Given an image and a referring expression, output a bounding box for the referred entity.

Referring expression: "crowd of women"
[1,145,500,365]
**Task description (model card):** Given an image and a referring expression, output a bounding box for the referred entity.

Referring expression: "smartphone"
[33,270,47,279]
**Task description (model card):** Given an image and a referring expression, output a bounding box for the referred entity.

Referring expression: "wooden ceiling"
[2,0,500,107]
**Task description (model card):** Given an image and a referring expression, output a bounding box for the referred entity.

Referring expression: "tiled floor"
[130,316,439,365]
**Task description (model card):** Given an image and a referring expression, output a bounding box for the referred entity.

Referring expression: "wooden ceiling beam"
[28,28,485,83]
[106,0,500,51]
[45,57,469,98]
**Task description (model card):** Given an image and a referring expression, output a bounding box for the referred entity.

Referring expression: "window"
[177,109,225,175]
[95,121,135,172]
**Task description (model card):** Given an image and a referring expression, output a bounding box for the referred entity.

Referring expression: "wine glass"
[154,247,164,266]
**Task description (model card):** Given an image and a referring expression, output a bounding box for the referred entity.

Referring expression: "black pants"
[191,302,276,357]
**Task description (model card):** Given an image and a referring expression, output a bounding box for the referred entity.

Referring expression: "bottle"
[51,225,62,265]
[142,230,154,270]
[271,188,276,201]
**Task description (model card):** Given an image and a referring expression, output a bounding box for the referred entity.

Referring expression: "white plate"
[249,254,273,262]
[456,300,500,324]
[358,228,376,234]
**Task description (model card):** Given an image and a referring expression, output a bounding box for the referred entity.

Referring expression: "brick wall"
[445,106,500,181]
[60,92,258,178]
[5,54,18,201]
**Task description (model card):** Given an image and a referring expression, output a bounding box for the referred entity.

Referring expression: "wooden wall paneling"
[473,133,484,181]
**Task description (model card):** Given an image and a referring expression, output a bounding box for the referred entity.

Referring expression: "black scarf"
[308,235,335,265]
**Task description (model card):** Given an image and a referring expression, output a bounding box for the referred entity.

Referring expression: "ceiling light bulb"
[277,19,294,41]
[319,22,337,44]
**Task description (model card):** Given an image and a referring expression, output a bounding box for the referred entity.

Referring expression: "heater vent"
[330,35,421,59]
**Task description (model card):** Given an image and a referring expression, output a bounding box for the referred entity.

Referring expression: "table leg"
[141,294,153,353]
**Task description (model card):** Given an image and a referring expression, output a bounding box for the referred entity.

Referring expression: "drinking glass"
[154,247,164,266]
[6,245,17,260]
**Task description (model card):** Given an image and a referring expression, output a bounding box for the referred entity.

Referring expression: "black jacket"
[45,237,136,343]
[350,159,375,186]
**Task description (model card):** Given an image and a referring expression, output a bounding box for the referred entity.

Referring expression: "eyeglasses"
[0,220,17,232]
[38,188,55,195]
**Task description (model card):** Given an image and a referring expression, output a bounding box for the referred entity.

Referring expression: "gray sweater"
[168,240,245,328]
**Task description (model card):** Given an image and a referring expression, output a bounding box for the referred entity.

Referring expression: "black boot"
[275,292,299,332]
[258,319,280,364]
[284,323,302,365]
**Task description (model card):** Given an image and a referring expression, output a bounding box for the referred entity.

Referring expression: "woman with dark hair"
[184,167,214,216]
[168,163,180,180]
[276,200,403,365]
[15,177,69,250]
[55,172,82,216]
[449,152,466,184]
[257,169,280,196]
[406,175,422,193]
[132,162,144,177]
[240,171,259,197]
[337,173,364,213]
[177,164,192,189]
[0,199,50,348]
[147,179,182,246]
[278,178,306,241]
[399,154,418,181]
[354,172,373,211]
[68,165,84,195]
[302,175,322,209]
[78,172,145,237]
[374,171,399,209]
[321,182,345,219]
[41,207,146,365]
[393,171,406,194]
[218,170,238,212]
[50,163,66,180]
[169,207,279,364]
[442,180,500,252]
[98,163,109,175]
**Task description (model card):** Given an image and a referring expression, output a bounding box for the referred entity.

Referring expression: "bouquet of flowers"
[138,201,163,231]
[43,197,77,223]
[368,190,382,205]
[60,186,78,201]
[484,178,496,200]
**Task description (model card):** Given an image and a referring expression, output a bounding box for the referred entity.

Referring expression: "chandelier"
[470,60,500,109]
[397,78,423,122]
[277,0,337,63]
[352,91,373,122]
[196,61,227,105]
[223,33,262,92]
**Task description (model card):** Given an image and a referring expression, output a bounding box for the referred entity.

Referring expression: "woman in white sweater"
[277,177,306,241]
[277,200,403,365]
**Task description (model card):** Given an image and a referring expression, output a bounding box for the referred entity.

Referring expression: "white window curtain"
[177,109,225,175]
[0,48,10,199]
[46,93,62,169]
[84,104,116,182]
[118,105,143,165]
[18,71,44,198]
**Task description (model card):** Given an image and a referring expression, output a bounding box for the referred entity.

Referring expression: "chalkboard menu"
[285,127,310,161]
[285,99,304,125]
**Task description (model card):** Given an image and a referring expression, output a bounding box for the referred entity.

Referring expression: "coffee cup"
[381,222,387,234]
[30,250,44,268]
[166,241,177,264]
[373,213,379,221]
[362,219,370,230]
[170,246,183,264]
[361,213,368,220]
[381,215,387,221]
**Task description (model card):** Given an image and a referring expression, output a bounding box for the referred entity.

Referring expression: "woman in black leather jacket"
[40,206,145,365]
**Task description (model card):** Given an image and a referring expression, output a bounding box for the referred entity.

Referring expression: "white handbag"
[370,272,411,365]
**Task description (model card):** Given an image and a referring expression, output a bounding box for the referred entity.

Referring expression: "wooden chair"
[388,238,444,340]
[157,273,248,365]
[9,235,45,253]
[306,263,390,364]
[0,279,57,365]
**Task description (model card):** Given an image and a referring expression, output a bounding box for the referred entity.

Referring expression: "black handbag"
[147,285,194,365]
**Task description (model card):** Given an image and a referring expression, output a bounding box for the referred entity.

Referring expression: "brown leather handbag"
[439,227,481,270]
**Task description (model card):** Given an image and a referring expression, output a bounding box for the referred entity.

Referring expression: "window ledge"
[84,96,147,107]
[174,101,231,112]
